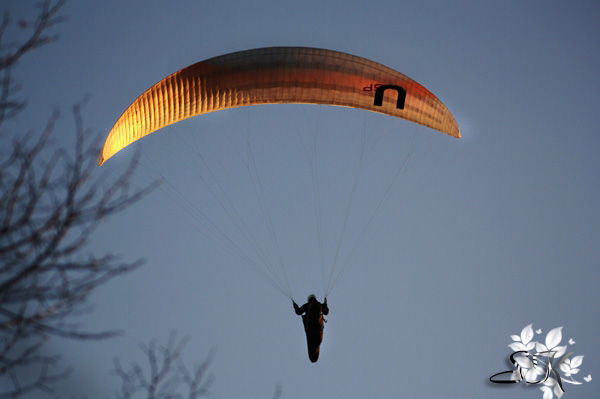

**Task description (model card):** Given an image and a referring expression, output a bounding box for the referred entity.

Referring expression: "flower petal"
[526,368,541,383]
[522,324,534,344]
[536,342,549,353]
[510,371,521,381]
[543,377,557,387]
[541,386,553,399]
[553,345,566,358]
[515,355,533,369]
[570,355,584,369]
[545,327,563,349]
[509,342,527,352]
[553,383,564,398]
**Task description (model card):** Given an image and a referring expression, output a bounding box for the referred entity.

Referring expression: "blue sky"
[3,1,599,398]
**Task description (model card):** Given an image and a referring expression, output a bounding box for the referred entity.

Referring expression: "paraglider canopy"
[98,46,460,166]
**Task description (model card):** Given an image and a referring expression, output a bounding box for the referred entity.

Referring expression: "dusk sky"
[2,1,599,398]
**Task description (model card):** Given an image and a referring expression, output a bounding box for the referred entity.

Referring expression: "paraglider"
[98,46,459,166]
[294,295,329,362]
[98,46,460,362]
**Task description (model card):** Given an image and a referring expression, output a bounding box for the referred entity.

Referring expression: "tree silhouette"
[1,3,283,398]
[111,333,283,399]
[112,333,214,399]
[0,2,147,396]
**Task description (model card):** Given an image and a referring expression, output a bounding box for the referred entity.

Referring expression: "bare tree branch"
[0,102,149,397]
[0,2,282,398]
[0,0,66,126]
[0,3,152,397]
[112,333,214,399]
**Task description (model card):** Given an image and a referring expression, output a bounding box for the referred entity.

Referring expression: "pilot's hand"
[324,297,327,305]
[293,301,299,310]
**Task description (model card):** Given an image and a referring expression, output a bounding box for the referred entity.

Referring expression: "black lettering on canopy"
[373,84,406,109]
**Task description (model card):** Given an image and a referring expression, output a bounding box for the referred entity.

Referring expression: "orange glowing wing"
[99,47,459,165]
